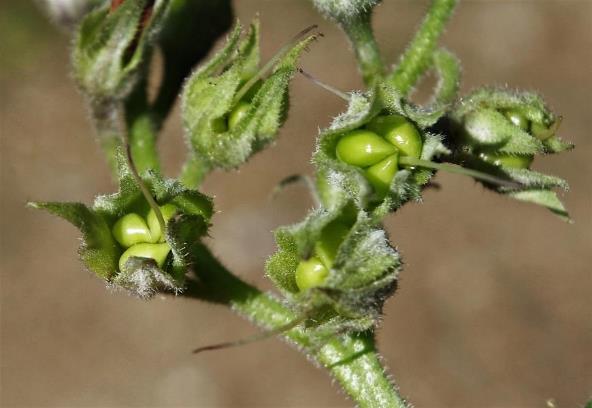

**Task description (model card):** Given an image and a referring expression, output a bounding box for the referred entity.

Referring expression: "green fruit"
[295,257,329,291]
[147,204,178,243]
[479,152,534,169]
[119,242,172,272]
[366,115,422,159]
[112,213,154,248]
[531,121,554,140]
[503,109,529,131]
[335,130,397,167]
[314,221,350,269]
[228,101,251,130]
[365,153,399,197]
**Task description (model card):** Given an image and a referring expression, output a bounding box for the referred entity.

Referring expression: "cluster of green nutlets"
[335,114,423,198]
[112,204,177,272]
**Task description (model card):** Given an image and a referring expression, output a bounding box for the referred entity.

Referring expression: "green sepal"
[461,108,544,154]
[543,135,574,154]
[72,0,170,102]
[27,202,120,280]
[378,83,447,128]
[182,20,316,171]
[452,154,571,220]
[112,256,183,299]
[508,190,571,222]
[30,164,213,297]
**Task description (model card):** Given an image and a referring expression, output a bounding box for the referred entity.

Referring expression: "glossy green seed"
[119,242,172,272]
[365,153,399,197]
[531,121,554,140]
[503,109,529,131]
[480,152,534,169]
[336,130,397,167]
[211,117,228,133]
[112,213,154,248]
[228,101,251,130]
[366,115,422,159]
[314,221,350,269]
[295,257,329,291]
[147,204,178,243]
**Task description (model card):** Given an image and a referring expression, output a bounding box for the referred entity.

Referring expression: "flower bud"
[72,0,168,102]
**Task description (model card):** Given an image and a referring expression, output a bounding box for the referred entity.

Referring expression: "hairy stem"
[389,0,458,95]
[183,244,406,408]
[341,12,384,86]
[124,79,161,174]
[91,100,122,177]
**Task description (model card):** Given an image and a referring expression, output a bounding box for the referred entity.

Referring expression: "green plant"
[31,0,575,406]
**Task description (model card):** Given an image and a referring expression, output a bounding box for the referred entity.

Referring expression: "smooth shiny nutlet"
[119,242,172,272]
[480,152,534,169]
[365,153,399,197]
[295,257,329,291]
[335,130,397,167]
[112,213,154,248]
[366,115,422,159]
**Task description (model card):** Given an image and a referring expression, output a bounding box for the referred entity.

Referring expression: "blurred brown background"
[1,1,591,407]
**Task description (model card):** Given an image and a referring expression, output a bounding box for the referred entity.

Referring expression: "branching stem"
[340,12,384,85]
[183,245,407,408]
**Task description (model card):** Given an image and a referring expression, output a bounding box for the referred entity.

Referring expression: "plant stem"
[124,79,161,174]
[91,100,122,177]
[389,0,458,96]
[341,12,384,86]
[183,244,407,408]
[179,154,209,188]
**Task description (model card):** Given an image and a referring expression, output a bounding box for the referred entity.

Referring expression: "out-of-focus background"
[1,1,591,407]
